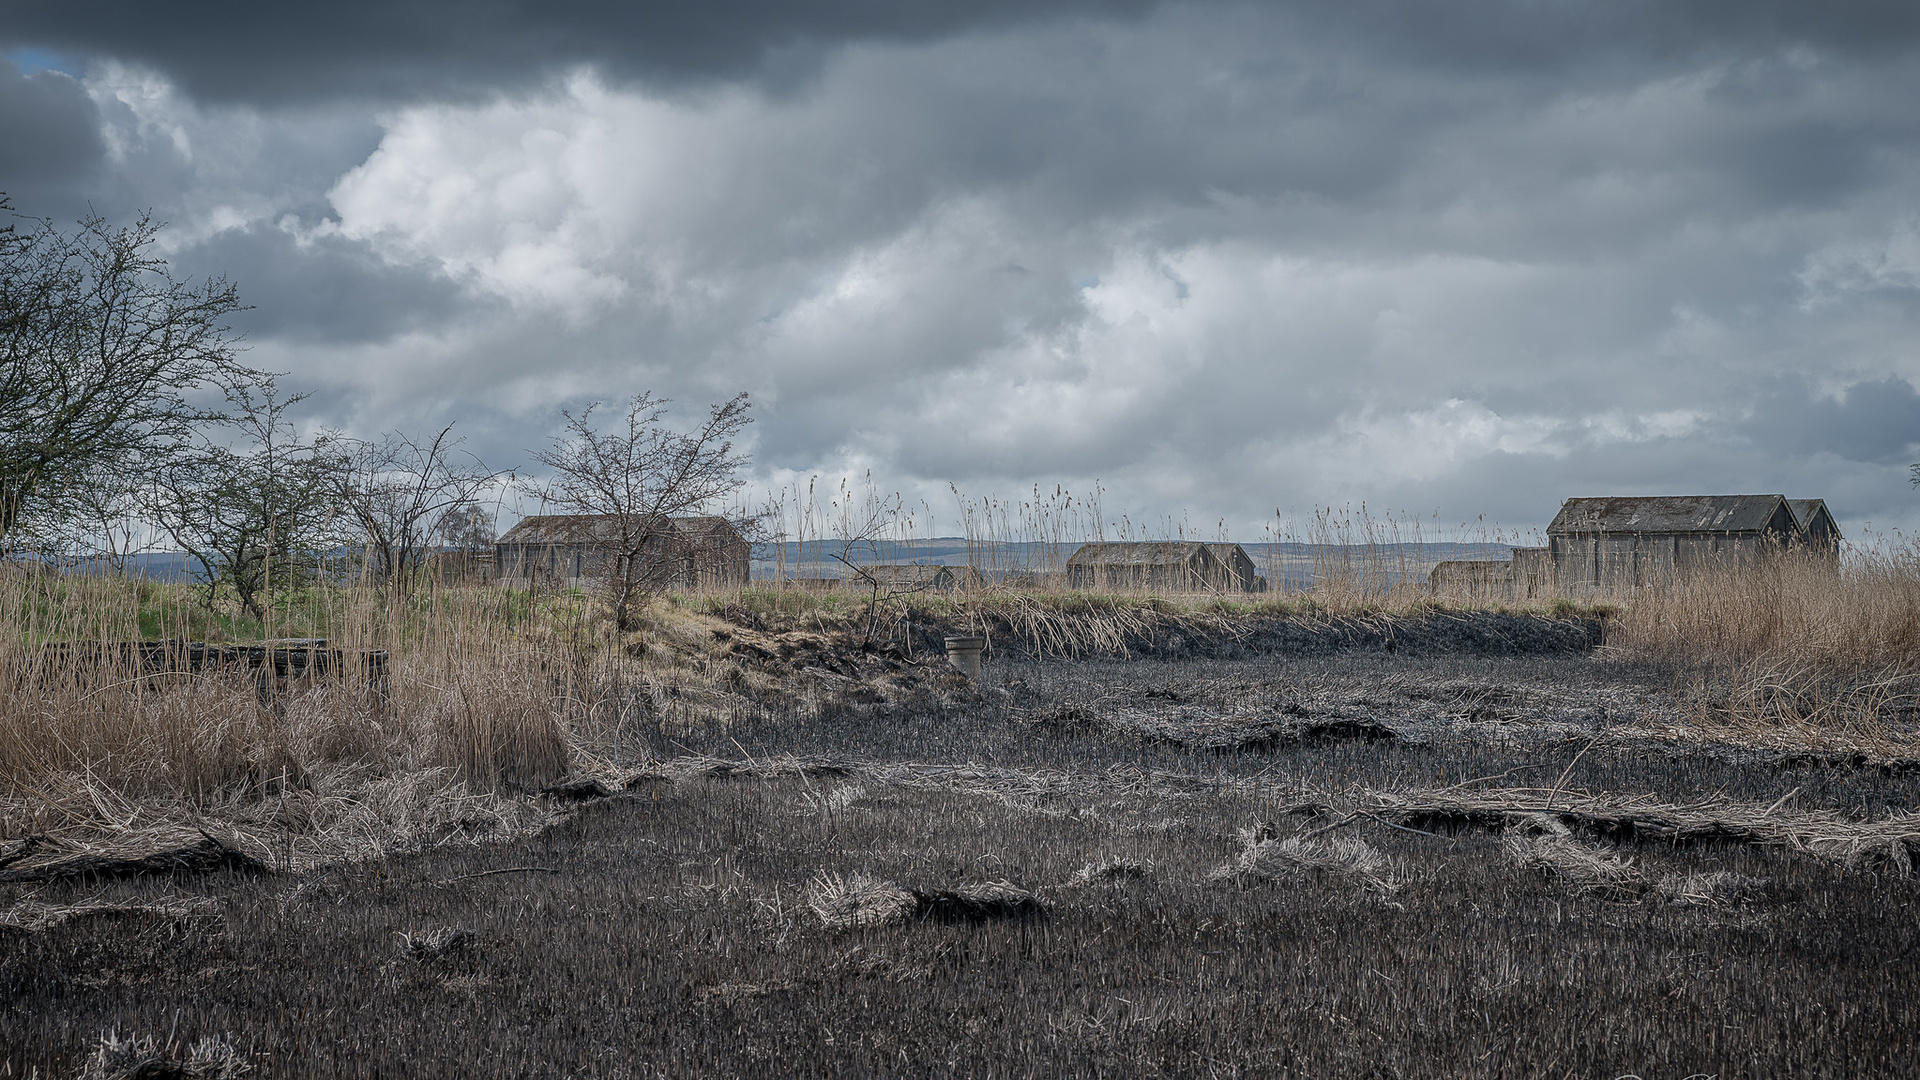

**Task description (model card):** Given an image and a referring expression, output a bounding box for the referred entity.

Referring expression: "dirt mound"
[706,625,973,705]
[1154,611,1605,660]
[712,603,1602,665]
[0,832,267,885]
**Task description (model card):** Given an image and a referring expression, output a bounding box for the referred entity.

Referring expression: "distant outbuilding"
[848,564,984,593]
[1428,560,1512,601]
[494,514,750,588]
[1065,541,1262,593]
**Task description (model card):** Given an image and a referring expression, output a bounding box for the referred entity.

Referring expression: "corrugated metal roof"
[855,564,952,584]
[850,564,983,589]
[1787,499,1840,538]
[1066,542,1213,567]
[1546,495,1790,536]
[497,514,740,546]
[1204,542,1256,569]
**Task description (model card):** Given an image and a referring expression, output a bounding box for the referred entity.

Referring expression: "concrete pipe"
[943,635,987,681]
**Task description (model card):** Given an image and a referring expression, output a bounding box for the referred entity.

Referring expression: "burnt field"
[6,641,1920,1078]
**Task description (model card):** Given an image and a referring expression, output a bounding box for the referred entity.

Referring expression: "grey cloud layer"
[9,0,1920,103]
[4,2,1920,535]
[3,0,1159,102]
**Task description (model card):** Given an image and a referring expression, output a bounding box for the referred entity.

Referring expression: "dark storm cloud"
[9,0,1920,106]
[1746,377,1920,466]
[186,226,470,346]
[0,59,102,208]
[1289,0,1920,73]
[1,0,1158,103]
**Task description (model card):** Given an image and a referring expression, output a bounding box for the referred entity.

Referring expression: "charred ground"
[5,615,1918,1078]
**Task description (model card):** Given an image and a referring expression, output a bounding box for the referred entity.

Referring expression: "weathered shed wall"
[494,515,750,589]
[1429,560,1511,602]
[1065,542,1261,592]
[1510,547,1550,600]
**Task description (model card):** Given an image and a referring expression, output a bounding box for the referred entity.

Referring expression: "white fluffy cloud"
[32,8,1920,537]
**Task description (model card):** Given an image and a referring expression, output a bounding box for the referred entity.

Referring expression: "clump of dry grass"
[1506,833,1773,907]
[807,871,926,929]
[0,892,221,933]
[398,926,478,961]
[1604,546,1920,751]
[0,572,598,874]
[1065,856,1152,887]
[1655,870,1768,907]
[72,1030,250,1080]
[805,871,1044,928]
[1504,833,1642,896]
[1210,825,1403,895]
[1607,546,1920,673]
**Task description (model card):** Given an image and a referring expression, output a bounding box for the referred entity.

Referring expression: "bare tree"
[827,477,938,647]
[433,501,496,553]
[320,425,500,598]
[148,384,338,620]
[530,392,752,631]
[33,458,152,572]
[0,197,255,546]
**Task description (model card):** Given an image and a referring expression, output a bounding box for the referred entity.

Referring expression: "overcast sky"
[6,0,1920,541]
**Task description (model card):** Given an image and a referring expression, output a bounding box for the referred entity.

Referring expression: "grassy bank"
[1,549,1917,855]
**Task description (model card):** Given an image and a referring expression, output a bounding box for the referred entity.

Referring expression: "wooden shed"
[1509,547,1551,600]
[1429,560,1512,601]
[1546,495,1808,593]
[494,514,750,589]
[1788,499,1842,558]
[1065,541,1261,593]
[848,564,983,593]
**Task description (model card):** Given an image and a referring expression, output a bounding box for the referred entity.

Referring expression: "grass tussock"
[0,892,221,934]
[0,572,713,869]
[72,1030,250,1080]
[1503,833,1641,895]
[1655,870,1769,907]
[806,871,1044,928]
[1210,824,1404,896]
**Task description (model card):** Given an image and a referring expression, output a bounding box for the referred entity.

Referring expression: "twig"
[1357,812,1446,839]
[437,866,561,884]
[1763,787,1801,817]
[1297,813,1360,840]
[1545,738,1598,812]
[1434,765,1549,794]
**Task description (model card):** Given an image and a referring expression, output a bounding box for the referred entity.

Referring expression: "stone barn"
[1545,494,1830,594]
[849,564,984,593]
[494,514,750,589]
[1065,541,1262,593]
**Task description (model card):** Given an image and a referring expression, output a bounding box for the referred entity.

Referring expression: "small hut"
[494,514,750,588]
[848,564,983,593]
[423,550,496,584]
[1429,560,1511,601]
[1509,547,1550,600]
[1065,541,1261,593]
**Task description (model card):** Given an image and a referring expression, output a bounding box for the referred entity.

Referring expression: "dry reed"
[1604,542,1920,748]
